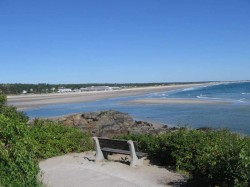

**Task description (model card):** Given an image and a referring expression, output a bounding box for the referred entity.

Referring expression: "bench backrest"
[98,138,139,152]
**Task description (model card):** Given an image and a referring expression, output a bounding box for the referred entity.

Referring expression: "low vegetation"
[0,114,39,187]
[0,94,93,186]
[0,94,39,186]
[30,119,93,159]
[117,129,250,186]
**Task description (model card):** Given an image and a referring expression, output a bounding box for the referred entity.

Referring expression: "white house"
[58,88,72,93]
[80,86,120,92]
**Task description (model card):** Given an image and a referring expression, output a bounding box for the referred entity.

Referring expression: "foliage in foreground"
[0,94,28,123]
[30,119,93,159]
[0,94,39,186]
[0,94,93,186]
[0,114,39,187]
[118,129,250,187]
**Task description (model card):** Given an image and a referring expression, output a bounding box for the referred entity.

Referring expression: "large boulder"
[57,110,133,137]
[56,110,169,138]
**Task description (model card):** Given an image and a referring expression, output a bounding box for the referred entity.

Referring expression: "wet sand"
[7,84,204,110]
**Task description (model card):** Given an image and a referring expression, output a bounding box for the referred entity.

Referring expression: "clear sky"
[0,0,249,83]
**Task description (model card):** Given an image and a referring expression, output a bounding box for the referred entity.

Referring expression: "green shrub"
[30,119,93,159]
[118,129,250,186]
[0,114,39,187]
[0,94,93,186]
[0,105,29,123]
[0,94,6,108]
[0,93,29,123]
[190,130,250,186]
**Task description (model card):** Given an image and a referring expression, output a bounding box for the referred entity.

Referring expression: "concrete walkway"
[39,152,185,187]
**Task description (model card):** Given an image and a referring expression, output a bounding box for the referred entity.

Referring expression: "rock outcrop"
[56,110,169,138]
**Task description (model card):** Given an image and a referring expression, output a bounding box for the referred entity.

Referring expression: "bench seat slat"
[101,147,147,158]
[102,148,131,155]
[98,138,140,152]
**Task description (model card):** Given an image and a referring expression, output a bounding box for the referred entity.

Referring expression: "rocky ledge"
[55,110,169,138]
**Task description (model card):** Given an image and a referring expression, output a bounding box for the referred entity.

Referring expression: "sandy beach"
[7,84,205,110]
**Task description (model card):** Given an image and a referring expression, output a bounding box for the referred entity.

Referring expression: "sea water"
[24,82,250,134]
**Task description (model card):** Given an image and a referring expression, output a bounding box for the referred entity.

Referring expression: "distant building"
[73,89,81,92]
[22,90,27,94]
[111,87,120,90]
[80,86,109,92]
[58,88,72,93]
[80,86,120,92]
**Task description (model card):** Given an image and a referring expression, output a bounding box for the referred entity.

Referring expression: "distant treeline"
[0,82,213,95]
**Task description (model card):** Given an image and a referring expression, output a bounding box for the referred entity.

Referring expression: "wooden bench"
[93,137,147,167]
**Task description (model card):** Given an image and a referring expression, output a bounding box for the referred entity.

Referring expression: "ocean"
[24,82,250,134]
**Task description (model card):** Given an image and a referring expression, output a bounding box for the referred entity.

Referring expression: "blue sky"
[0,0,249,83]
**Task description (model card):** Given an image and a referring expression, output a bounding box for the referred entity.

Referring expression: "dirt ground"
[39,151,185,187]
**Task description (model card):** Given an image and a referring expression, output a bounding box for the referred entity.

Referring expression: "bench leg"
[127,140,145,167]
[103,151,109,159]
[93,137,104,162]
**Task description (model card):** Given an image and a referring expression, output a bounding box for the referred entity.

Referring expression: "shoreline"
[7,83,206,110]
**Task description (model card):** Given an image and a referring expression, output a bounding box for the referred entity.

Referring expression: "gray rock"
[55,110,169,138]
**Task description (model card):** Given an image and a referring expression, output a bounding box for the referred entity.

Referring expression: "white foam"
[161,93,168,97]
[196,94,208,99]
[238,98,246,102]
[196,96,208,99]
[147,92,169,98]
[242,93,250,95]
[182,87,196,91]
[182,83,216,92]
[196,95,230,101]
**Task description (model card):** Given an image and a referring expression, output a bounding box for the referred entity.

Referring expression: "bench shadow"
[113,159,130,165]
[84,152,131,165]
[109,154,131,165]
[147,157,175,170]
[166,180,187,187]
[89,152,187,186]
[83,156,95,162]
